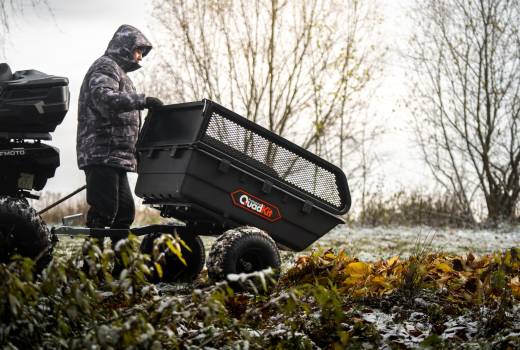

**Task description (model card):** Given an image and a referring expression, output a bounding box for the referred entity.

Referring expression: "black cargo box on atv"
[136,100,351,251]
[0,63,69,133]
[0,63,68,195]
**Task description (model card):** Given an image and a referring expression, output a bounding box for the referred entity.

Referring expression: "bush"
[357,191,475,227]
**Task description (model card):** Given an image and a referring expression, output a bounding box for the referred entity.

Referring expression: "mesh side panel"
[203,112,343,209]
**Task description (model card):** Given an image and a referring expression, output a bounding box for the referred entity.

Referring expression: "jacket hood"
[105,24,152,72]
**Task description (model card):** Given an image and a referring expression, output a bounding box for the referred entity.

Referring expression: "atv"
[0,62,351,285]
[0,62,68,272]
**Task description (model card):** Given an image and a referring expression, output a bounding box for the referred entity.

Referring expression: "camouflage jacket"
[76,24,152,172]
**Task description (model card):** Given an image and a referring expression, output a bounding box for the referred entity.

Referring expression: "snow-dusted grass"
[314,225,520,260]
[54,225,520,271]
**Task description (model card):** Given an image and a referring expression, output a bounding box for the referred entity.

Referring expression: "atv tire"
[207,226,281,284]
[140,228,205,283]
[0,196,55,273]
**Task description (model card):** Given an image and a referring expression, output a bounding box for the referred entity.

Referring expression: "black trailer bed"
[135,100,351,251]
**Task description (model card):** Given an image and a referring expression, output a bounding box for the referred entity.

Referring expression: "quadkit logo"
[231,189,282,222]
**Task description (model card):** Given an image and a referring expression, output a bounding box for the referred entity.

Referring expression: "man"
[76,24,162,245]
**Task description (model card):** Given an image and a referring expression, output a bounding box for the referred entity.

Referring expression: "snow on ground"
[55,225,519,264]
[311,225,520,261]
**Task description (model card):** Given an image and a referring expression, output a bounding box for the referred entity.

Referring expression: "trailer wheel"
[0,196,55,273]
[140,228,205,283]
[207,226,281,286]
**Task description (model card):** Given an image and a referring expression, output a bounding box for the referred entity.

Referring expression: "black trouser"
[84,165,135,230]
[84,165,134,277]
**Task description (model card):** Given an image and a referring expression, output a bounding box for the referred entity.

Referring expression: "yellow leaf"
[343,276,362,287]
[166,240,187,266]
[140,263,151,275]
[386,255,399,267]
[177,236,192,253]
[436,262,454,273]
[345,261,371,278]
[154,263,163,279]
[324,252,337,261]
[371,275,387,286]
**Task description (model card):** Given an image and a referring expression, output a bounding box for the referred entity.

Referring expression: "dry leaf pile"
[282,248,520,305]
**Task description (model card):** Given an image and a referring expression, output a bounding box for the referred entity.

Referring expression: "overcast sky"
[1,0,429,199]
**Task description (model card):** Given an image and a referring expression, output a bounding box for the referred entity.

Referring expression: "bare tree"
[0,0,50,53]
[409,0,520,223]
[140,0,385,189]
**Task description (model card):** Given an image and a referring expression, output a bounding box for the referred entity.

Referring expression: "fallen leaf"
[435,262,454,273]
[510,276,520,298]
[324,252,337,261]
[387,255,399,267]
[345,261,371,278]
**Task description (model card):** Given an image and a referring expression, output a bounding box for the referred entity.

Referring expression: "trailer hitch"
[38,185,86,215]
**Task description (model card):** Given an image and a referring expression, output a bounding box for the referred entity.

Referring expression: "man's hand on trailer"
[145,96,163,109]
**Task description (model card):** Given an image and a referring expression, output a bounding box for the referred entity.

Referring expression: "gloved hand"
[145,96,164,109]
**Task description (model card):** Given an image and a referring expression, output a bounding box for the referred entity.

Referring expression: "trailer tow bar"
[38,185,86,215]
